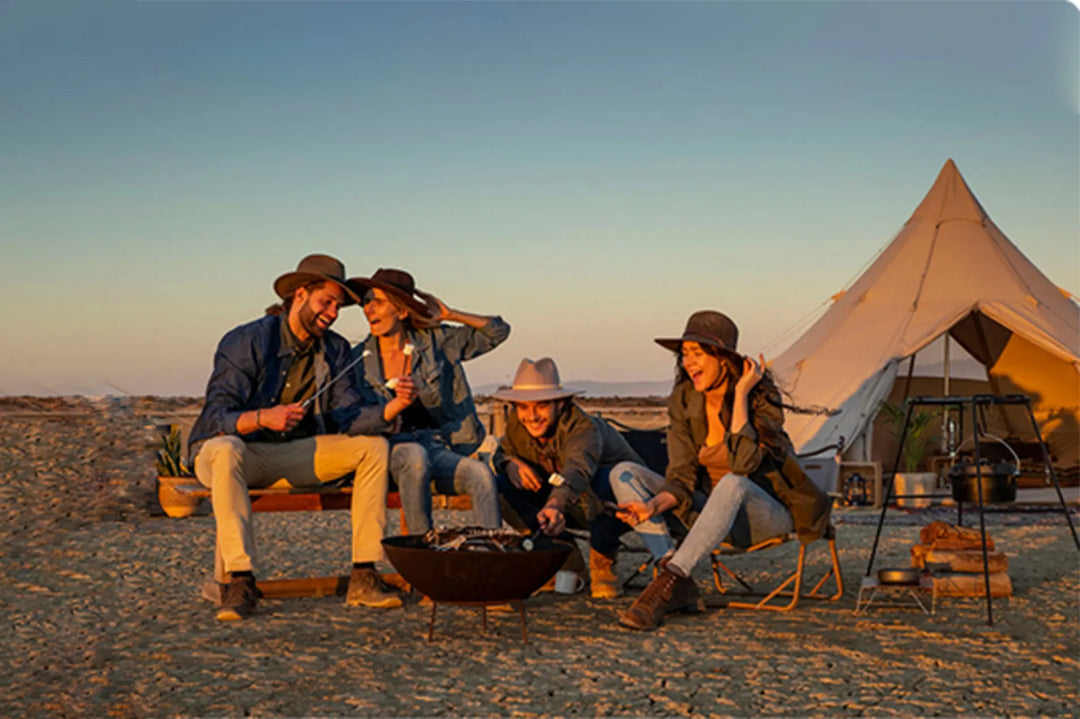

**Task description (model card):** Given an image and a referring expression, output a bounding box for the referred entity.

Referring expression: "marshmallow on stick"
[385,343,416,390]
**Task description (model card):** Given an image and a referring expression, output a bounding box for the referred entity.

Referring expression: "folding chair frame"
[709,526,843,612]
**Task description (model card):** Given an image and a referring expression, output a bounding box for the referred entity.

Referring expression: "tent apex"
[909,158,987,224]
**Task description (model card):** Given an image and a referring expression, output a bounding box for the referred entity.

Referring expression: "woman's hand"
[735,353,766,396]
[415,289,450,322]
[382,376,418,421]
[615,500,654,527]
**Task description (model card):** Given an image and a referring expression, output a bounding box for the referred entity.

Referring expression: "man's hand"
[536,506,566,536]
[259,403,306,433]
[507,458,543,492]
[615,500,653,527]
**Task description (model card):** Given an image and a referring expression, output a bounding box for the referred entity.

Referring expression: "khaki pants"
[194,434,390,578]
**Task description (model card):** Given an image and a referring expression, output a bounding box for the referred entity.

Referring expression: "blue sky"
[1,0,1076,396]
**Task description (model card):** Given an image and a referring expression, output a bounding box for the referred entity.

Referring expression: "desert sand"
[1,396,1077,717]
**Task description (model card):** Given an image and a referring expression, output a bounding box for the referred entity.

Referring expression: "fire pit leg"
[481,606,488,634]
[517,601,528,644]
[428,602,437,643]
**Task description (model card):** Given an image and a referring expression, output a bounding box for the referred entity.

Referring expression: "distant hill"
[474,379,672,399]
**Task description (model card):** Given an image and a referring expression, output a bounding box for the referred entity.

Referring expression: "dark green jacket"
[662,377,831,544]
[493,402,643,513]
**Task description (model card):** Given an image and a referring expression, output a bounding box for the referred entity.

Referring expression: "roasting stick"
[384,343,415,390]
[300,350,371,410]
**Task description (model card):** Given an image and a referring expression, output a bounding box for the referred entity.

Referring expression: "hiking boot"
[346,568,403,609]
[216,573,258,621]
[667,573,705,615]
[618,566,677,630]
[589,550,620,599]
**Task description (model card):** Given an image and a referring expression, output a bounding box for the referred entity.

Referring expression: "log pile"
[911,521,1013,597]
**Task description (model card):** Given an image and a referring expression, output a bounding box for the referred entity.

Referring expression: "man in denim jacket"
[188,254,413,621]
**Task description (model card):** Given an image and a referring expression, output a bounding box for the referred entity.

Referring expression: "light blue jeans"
[608,461,679,560]
[391,439,501,534]
[610,463,795,572]
[668,473,794,577]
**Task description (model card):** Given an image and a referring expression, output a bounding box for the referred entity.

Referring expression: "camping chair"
[708,442,845,611]
[709,523,843,611]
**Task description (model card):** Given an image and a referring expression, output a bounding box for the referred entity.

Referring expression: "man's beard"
[298,300,330,338]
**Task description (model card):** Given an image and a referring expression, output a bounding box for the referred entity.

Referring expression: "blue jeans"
[668,473,794,576]
[607,460,680,560]
[495,464,631,557]
[391,439,501,535]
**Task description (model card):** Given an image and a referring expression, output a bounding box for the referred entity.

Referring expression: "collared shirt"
[276,318,318,441]
[188,314,390,456]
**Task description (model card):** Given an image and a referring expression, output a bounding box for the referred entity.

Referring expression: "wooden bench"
[159,477,472,602]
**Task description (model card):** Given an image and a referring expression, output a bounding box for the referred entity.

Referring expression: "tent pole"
[900,354,916,403]
[943,334,951,453]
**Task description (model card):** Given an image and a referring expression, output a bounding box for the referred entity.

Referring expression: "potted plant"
[879,400,940,508]
[156,425,201,518]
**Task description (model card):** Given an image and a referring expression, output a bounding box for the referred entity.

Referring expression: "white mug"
[554,570,585,594]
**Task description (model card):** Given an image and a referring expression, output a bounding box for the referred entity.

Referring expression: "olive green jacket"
[493,402,643,515]
[662,377,831,544]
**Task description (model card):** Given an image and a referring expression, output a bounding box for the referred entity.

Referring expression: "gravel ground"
[1,397,1077,718]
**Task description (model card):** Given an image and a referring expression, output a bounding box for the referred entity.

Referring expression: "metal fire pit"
[382,534,572,643]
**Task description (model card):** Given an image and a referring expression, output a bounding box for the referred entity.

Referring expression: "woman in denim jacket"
[348,268,510,535]
[615,310,830,631]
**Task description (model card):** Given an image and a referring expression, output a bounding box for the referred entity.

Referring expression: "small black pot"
[948,461,1017,504]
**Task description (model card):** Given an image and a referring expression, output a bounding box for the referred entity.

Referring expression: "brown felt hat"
[492,358,582,402]
[347,268,432,318]
[273,254,360,306]
[655,310,741,358]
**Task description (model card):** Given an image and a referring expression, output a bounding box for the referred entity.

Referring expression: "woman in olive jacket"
[616,310,830,631]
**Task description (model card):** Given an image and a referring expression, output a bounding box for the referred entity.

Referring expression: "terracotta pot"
[157,475,201,518]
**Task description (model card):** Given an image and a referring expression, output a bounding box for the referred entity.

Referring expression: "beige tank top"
[698,442,732,488]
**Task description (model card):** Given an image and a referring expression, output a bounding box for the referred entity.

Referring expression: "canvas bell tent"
[772,159,1079,475]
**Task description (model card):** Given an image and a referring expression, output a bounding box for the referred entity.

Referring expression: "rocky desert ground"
[1,396,1077,717]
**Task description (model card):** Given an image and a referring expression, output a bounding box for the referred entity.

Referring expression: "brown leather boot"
[589,550,620,599]
[667,573,705,615]
[346,568,403,609]
[618,565,680,630]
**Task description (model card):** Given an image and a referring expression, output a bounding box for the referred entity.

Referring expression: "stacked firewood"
[910,521,1013,597]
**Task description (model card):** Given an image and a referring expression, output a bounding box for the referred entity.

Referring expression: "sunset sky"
[1,0,1076,397]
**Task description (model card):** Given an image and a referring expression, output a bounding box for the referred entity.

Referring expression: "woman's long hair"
[672,344,836,418]
[383,292,440,332]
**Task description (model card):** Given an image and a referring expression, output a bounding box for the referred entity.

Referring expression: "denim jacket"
[351,317,510,455]
[188,314,390,456]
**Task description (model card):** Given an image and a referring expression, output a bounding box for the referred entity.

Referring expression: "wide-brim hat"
[655,310,741,358]
[347,268,432,318]
[273,254,360,306]
[493,357,582,402]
